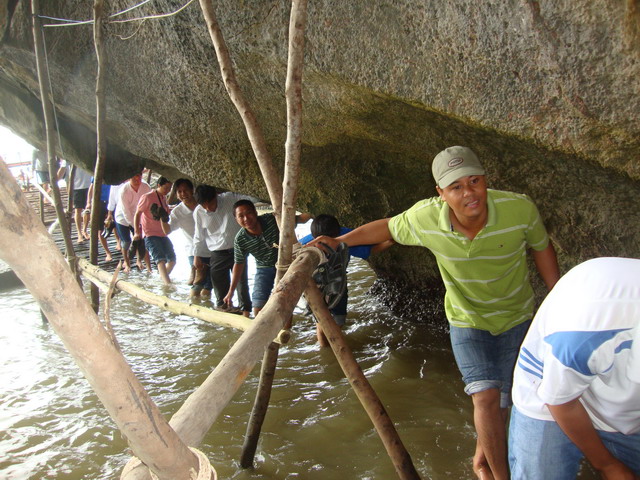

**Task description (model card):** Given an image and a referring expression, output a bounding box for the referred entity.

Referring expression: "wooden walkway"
[21,185,124,271]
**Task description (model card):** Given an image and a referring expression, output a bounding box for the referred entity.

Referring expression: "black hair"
[173,178,193,191]
[194,184,217,205]
[233,199,256,214]
[156,176,171,188]
[310,214,340,238]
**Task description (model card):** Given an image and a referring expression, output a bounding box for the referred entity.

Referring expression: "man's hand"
[223,291,234,308]
[599,459,638,480]
[132,232,141,241]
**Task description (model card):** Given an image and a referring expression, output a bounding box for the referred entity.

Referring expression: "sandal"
[312,242,349,309]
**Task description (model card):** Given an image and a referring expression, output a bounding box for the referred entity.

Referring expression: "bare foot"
[82,231,90,240]
[136,261,144,270]
[77,237,85,244]
[105,253,113,262]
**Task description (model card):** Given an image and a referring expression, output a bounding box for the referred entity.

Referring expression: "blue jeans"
[252,266,276,309]
[144,236,176,264]
[449,320,530,408]
[509,407,640,479]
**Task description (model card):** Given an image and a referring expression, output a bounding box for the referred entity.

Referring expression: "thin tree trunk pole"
[240,0,308,467]
[305,283,421,480]
[0,161,204,480]
[121,247,324,480]
[90,0,108,313]
[31,0,75,268]
[197,0,283,222]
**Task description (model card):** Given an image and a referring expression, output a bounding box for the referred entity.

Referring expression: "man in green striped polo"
[308,146,560,480]
[224,200,311,317]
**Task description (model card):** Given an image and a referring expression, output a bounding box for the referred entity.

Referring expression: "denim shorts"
[144,236,176,264]
[509,407,640,479]
[252,266,276,309]
[449,320,531,408]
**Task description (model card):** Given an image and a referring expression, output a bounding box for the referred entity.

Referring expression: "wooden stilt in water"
[31,0,76,272]
[305,283,421,479]
[241,0,309,466]
[89,0,108,313]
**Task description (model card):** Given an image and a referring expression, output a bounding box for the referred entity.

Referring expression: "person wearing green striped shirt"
[308,146,560,480]
[224,200,311,317]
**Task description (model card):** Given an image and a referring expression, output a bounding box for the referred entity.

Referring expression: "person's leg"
[251,267,276,316]
[236,260,252,316]
[317,290,348,347]
[450,325,510,480]
[115,222,132,272]
[99,234,113,261]
[210,250,234,307]
[81,209,90,239]
[508,407,583,480]
[164,237,176,275]
[74,208,84,242]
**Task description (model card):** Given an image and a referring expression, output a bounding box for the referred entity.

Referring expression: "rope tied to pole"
[121,447,217,480]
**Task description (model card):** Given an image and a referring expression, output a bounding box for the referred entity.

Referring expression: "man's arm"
[531,242,560,291]
[548,400,637,479]
[223,263,245,307]
[133,209,143,241]
[308,218,393,251]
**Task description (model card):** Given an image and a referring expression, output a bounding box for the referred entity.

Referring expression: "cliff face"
[1,1,639,317]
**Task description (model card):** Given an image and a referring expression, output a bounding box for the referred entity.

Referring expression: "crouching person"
[509,257,640,479]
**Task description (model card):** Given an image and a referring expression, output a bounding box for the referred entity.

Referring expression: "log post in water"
[31,0,76,269]
[241,0,308,467]
[305,283,422,480]
[0,160,206,480]
[90,0,108,313]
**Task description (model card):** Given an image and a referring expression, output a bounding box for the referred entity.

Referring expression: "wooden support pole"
[121,247,325,480]
[90,0,108,313]
[241,0,308,467]
[0,161,207,480]
[305,283,421,480]
[31,0,76,270]
[197,0,284,223]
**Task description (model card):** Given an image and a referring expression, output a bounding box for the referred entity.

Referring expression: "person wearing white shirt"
[160,178,212,296]
[193,184,251,314]
[509,257,640,479]
[114,172,151,273]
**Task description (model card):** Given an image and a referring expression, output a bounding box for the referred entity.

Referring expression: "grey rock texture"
[1,1,639,319]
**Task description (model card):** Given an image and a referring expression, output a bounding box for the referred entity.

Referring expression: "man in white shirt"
[509,257,640,479]
[114,172,151,273]
[193,184,251,314]
[160,178,212,296]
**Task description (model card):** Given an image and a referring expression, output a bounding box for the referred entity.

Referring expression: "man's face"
[176,184,194,203]
[130,174,142,189]
[201,197,218,212]
[234,205,259,231]
[158,182,172,195]
[436,175,488,222]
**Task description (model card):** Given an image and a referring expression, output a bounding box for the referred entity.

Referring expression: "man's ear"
[436,186,443,199]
